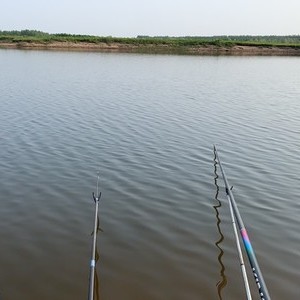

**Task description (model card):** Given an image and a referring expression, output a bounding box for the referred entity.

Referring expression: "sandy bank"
[1,41,300,56]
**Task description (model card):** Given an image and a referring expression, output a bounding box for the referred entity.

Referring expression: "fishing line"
[96,171,100,197]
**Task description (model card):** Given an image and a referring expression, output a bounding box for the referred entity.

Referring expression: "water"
[0,49,299,300]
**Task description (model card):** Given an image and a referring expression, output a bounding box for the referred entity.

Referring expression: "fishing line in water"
[96,171,100,197]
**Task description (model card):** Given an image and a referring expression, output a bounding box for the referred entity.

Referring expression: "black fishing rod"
[88,174,101,300]
[214,145,271,300]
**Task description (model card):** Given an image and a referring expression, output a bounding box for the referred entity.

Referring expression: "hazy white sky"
[1,0,299,37]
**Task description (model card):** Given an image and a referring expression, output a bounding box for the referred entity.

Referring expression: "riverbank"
[1,31,300,56]
[1,41,300,56]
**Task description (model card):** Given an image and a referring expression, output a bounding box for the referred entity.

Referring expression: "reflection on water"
[94,245,101,300]
[94,212,103,300]
[213,152,227,299]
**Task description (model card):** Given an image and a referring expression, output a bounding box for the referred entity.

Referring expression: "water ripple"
[0,50,300,300]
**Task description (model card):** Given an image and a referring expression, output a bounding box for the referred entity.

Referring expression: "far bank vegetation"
[1,30,300,48]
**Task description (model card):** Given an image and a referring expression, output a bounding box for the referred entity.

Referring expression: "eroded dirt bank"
[1,41,300,56]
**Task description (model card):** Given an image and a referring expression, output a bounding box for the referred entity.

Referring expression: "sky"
[1,0,300,37]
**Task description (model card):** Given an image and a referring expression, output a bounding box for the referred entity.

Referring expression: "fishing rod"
[88,174,101,300]
[214,152,251,299]
[214,145,271,300]
[227,187,252,300]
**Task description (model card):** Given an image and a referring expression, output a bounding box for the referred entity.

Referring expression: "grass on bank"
[1,30,300,48]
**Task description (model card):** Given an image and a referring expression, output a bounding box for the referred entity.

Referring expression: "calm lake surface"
[0,49,300,300]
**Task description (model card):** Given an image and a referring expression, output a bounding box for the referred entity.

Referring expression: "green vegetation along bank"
[1,30,300,56]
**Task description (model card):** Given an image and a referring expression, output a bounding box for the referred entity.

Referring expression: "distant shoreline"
[1,41,300,56]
